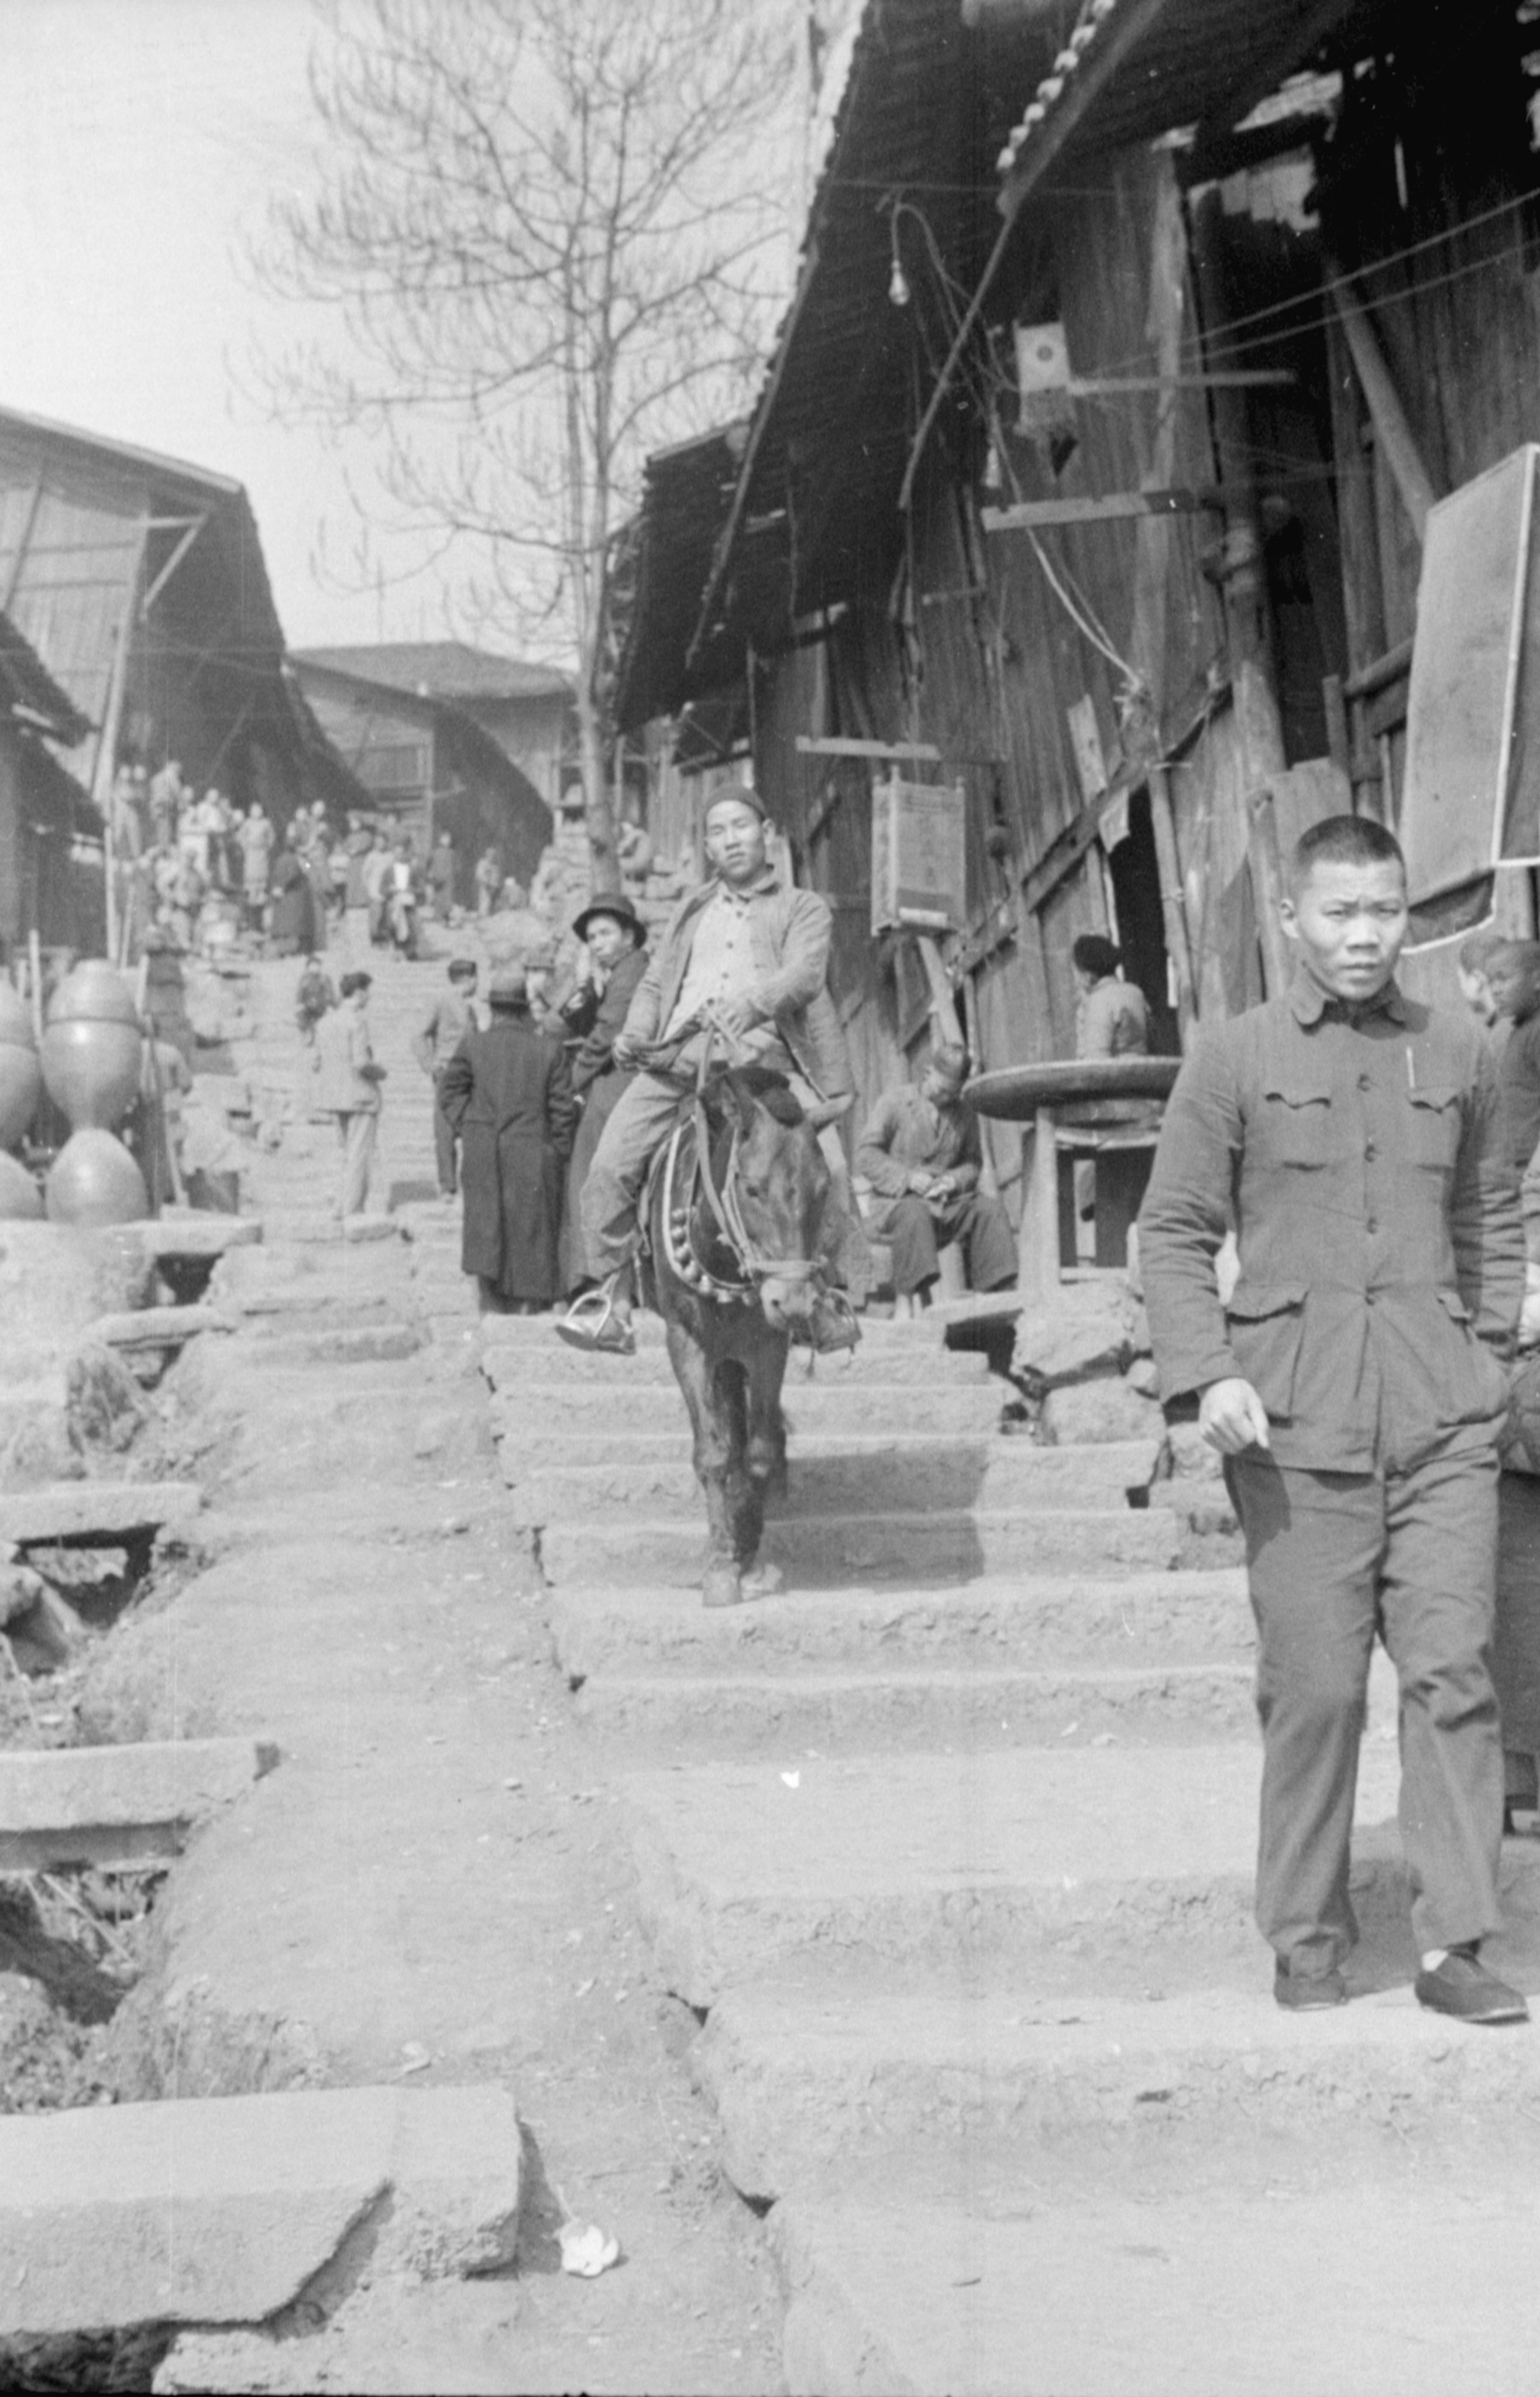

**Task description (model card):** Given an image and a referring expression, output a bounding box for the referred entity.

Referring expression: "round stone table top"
[964,1055,1181,1120]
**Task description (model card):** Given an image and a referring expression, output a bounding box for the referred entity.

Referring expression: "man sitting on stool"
[857,1044,1016,1317]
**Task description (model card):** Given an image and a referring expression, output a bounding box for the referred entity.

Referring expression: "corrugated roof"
[293,641,574,703]
[611,424,750,732]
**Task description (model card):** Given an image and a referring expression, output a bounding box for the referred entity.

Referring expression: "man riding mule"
[557,789,861,1356]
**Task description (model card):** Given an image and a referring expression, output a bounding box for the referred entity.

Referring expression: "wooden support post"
[1188,190,1289,798]
[1247,785,1292,997]
[1322,675,1351,781]
[1326,266,1439,545]
[1149,767,1197,1042]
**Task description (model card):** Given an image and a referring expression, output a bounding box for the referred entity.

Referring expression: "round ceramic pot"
[0,1148,42,1219]
[0,981,42,1151]
[45,1128,149,1228]
[41,960,143,1131]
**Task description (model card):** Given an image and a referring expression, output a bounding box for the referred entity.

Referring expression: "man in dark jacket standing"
[1139,815,1528,2024]
[558,893,649,1291]
[439,968,576,1313]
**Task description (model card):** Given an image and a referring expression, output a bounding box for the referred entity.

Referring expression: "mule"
[642,1062,850,1609]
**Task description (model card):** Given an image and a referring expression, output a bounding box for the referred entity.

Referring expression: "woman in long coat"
[439,967,578,1311]
[268,839,318,957]
[558,894,649,1292]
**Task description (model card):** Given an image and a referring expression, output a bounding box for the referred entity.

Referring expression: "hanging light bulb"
[889,252,910,307]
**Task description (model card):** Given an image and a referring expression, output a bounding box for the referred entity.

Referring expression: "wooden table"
[964,1058,1182,1296]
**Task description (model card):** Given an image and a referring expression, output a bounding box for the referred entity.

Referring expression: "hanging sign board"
[1401,444,1540,919]
[871,775,967,935]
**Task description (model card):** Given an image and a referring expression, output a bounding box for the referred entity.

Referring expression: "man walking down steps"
[1141,813,1528,2024]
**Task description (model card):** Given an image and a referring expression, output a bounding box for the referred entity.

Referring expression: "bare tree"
[260,0,796,884]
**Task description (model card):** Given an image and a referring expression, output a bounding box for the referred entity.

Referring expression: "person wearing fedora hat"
[556,789,857,1353]
[439,967,577,1313]
[558,894,650,1291]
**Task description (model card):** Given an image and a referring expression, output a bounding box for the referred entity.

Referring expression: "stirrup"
[554,1279,635,1355]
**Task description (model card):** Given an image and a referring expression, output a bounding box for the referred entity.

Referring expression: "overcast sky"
[0,0,490,655]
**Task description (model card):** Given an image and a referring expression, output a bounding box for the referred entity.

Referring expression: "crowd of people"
[110,758,487,966]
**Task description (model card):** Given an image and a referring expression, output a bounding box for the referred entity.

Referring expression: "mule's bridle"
[651,1021,824,1303]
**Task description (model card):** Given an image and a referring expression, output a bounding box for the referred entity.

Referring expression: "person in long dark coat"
[268,840,318,957]
[439,967,578,1313]
[558,894,649,1292]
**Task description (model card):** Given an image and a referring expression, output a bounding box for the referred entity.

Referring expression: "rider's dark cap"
[572,892,647,944]
[487,968,528,1009]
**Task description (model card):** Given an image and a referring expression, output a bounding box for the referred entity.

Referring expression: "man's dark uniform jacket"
[1140,974,1524,1471]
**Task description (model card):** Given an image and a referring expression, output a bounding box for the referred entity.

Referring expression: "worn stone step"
[477,1310,956,1354]
[480,1338,994,1389]
[573,1658,1256,1752]
[0,2083,521,2338]
[700,1974,1540,2206]
[549,1569,1253,1680]
[90,1304,235,1349]
[512,1438,1163,1526]
[490,1379,1006,1441]
[542,1503,1181,1589]
[0,1736,279,1871]
[243,1321,427,1367]
[622,1744,1406,2008]
[0,1481,202,1546]
[772,2176,1540,2397]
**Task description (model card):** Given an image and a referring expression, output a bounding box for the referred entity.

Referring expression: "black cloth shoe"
[1274,1960,1348,2011]
[1414,1949,1529,2025]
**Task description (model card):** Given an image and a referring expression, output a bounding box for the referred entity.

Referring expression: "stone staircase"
[483,1297,1540,2395]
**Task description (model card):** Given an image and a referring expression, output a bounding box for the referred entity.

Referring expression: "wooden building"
[291,644,573,899]
[616,0,1540,1211]
[0,405,350,866]
[0,609,97,963]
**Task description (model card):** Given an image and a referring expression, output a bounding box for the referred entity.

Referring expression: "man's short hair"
[1290,814,1404,890]
[1458,928,1510,974]
[704,787,769,827]
[447,957,478,983]
[1490,940,1540,981]
[930,1041,971,1087]
[339,970,371,998]
[1071,933,1122,980]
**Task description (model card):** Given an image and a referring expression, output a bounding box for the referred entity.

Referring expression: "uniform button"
[1359,1073,1371,1091]
[1365,1142,1376,1160]
[1367,1218,1379,1233]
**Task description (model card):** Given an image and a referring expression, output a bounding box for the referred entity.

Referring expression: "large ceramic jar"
[40,960,143,1131]
[0,981,42,1151]
[45,1128,149,1227]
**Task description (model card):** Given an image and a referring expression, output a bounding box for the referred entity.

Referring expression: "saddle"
[636,1061,858,1351]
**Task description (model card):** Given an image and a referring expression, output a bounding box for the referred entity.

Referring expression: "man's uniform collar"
[710,867,779,908]
[1288,966,1407,1026]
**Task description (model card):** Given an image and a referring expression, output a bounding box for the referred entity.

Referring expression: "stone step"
[243,1321,427,1368]
[573,1659,1256,1752]
[490,1380,1006,1441]
[511,1438,1163,1526]
[700,1972,1540,2206]
[0,2084,521,2339]
[621,1743,1407,2008]
[480,1340,994,1390]
[0,1480,202,1546]
[478,1310,956,1354]
[0,1736,279,1871]
[549,1568,1253,1678]
[771,2175,1540,2397]
[541,1503,1182,1589]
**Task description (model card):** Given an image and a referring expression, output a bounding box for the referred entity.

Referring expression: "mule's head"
[703,1064,835,1332]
